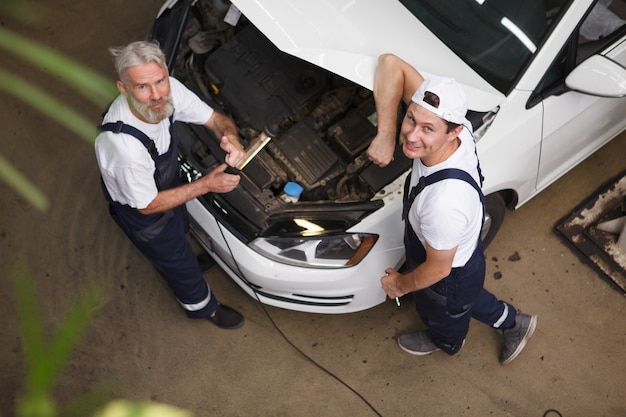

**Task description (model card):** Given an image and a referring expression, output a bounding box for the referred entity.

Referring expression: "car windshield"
[399,0,571,93]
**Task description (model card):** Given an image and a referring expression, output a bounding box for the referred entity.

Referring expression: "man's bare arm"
[138,163,239,215]
[367,53,425,167]
[381,242,455,298]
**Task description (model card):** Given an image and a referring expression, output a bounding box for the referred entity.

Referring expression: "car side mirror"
[565,54,626,98]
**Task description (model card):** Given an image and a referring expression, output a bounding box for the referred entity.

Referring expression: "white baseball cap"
[411,77,467,125]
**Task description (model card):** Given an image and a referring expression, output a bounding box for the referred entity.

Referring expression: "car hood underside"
[231,0,504,111]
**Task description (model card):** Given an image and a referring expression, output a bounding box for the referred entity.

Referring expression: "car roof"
[232,0,505,111]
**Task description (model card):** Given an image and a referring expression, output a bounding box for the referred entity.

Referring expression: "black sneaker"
[207,304,244,330]
[500,311,537,365]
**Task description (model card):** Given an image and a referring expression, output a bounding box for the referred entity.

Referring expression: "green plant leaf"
[92,400,195,417]
[0,27,118,106]
[0,153,49,212]
[0,68,97,143]
[58,382,120,417]
[9,261,48,394]
[45,283,103,385]
[9,260,105,417]
[16,392,56,417]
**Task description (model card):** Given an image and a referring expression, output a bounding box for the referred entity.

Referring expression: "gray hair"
[109,41,167,83]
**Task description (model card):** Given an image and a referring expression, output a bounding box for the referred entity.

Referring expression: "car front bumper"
[186,190,406,314]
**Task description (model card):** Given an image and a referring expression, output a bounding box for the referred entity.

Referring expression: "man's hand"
[204,111,245,168]
[221,135,246,168]
[201,163,240,193]
[380,268,404,299]
[367,132,397,167]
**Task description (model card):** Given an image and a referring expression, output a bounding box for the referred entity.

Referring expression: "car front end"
[151,0,423,313]
[150,0,619,313]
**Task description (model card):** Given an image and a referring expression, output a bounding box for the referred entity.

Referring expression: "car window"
[399,0,570,94]
[578,0,626,62]
[532,0,626,104]
[579,0,626,44]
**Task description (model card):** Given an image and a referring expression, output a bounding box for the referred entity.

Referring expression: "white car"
[150,0,626,313]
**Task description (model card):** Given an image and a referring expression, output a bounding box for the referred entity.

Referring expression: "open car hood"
[150,0,510,243]
[232,0,504,111]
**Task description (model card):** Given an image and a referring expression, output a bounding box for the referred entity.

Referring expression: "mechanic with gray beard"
[95,41,245,329]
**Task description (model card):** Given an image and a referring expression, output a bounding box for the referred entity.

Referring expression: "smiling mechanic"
[369,54,537,364]
[95,41,245,329]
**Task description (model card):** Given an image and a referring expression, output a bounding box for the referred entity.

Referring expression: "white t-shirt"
[95,77,213,209]
[407,124,483,267]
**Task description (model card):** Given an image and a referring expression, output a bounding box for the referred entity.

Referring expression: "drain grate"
[555,170,626,294]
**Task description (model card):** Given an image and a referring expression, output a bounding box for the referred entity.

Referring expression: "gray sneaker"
[397,331,440,356]
[500,311,537,365]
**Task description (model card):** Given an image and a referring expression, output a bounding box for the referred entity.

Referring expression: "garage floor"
[1,1,625,416]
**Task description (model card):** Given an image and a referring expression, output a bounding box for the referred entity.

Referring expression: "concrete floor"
[1,1,625,416]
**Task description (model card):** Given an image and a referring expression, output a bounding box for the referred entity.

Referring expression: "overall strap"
[98,120,158,159]
[402,168,485,221]
[97,115,177,202]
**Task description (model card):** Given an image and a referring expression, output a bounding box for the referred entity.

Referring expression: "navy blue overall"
[98,118,217,318]
[402,169,515,355]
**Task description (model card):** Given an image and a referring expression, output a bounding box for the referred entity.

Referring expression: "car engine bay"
[151,0,411,240]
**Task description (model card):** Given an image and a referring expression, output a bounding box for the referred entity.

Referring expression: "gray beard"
[128,93,174,123]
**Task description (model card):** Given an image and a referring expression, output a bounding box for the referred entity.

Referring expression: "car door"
[536,0,626,190]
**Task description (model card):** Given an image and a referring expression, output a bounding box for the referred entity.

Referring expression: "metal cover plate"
[555,170,626,294]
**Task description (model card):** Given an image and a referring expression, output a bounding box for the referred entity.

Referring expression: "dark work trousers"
[403,170,515,355]
[98,118,217,319]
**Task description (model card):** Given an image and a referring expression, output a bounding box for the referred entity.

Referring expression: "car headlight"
[249,232,378,268]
